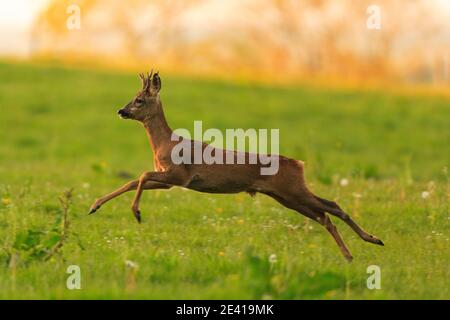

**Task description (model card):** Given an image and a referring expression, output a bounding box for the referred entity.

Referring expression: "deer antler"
[139,73,149,91]
[139,70,155,92]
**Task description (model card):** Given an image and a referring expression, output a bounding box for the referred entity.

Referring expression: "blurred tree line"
[32,0,449,84]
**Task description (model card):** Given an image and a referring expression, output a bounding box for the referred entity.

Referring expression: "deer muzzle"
[117,108,130,119]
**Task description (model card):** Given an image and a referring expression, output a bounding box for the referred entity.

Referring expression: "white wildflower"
[269,254,277,264]
[125,260,138,269]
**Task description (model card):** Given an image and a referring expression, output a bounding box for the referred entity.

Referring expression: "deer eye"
[135,98,144,105]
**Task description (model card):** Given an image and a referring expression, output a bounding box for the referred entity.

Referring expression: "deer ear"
[150,72,161,95]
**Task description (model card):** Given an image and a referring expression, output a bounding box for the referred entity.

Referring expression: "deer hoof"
[374,238,384,246]
[88,200,102,214]
[134,210,141,223]
[133,210,142,223]
[368,235,384,246]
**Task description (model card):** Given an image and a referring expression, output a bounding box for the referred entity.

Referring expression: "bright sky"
[0,0,49,56]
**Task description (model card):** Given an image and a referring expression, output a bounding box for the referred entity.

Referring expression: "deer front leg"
[89,179,139,214]
[89,179,171,214]
[131,170,186,223]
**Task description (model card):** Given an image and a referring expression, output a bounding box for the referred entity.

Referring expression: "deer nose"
[118,109,129,118]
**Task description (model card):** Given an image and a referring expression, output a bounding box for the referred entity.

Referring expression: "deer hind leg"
[320,213,354,262]
[268,192,353,262]
[89,179,171,215]
[314,196,384,246]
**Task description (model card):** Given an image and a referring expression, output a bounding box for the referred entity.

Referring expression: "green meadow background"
[0,61,448,299]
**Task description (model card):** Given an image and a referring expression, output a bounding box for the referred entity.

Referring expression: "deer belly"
[185,174,249,194]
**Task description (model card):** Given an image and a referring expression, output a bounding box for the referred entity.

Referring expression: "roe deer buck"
[89,71,383,261]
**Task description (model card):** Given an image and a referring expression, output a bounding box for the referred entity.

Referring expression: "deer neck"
[142,104,172,153]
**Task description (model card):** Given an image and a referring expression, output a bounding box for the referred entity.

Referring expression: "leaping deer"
[89,71,384,261]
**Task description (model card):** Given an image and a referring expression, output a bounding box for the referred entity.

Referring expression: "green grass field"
[0,61,448,299]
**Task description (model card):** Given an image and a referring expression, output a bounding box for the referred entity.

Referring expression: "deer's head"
[118,71,162,122]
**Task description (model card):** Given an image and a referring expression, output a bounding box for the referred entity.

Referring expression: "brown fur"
[89,71,384,261]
